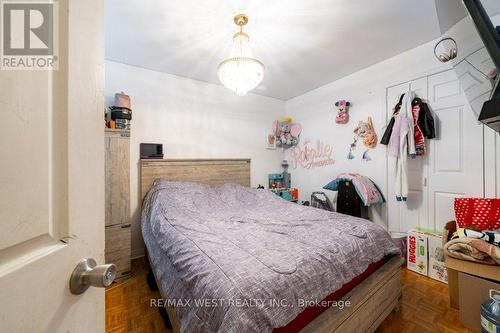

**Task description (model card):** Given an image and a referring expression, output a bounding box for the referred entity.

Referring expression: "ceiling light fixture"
[217,13,265,96]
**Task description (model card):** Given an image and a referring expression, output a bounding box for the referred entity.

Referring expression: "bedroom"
[1,0,500,332]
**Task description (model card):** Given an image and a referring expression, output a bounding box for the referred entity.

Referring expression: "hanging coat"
[381,95,436,146]
[413,97,436,139]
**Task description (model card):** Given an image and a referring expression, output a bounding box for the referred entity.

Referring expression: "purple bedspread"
[141,180,399,333]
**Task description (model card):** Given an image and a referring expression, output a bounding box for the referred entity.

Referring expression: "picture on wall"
[266,134,277,149]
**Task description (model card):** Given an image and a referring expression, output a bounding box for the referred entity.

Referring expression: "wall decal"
[291,138,335,169]
[362,149,372,161]
[347,136,358,160]
[272,118,302,149]
[348,117,377,160]
[266,134,277,149]
[354,117,377,148]
[335,99,351,124]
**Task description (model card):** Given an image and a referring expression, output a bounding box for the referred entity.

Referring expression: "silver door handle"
[69,258,116,295]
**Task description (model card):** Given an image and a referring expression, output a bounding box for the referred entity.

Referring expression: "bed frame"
[140,158,402,333]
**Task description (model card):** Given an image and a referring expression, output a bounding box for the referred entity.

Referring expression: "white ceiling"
[435,0,500,33]
[104,0,493,100]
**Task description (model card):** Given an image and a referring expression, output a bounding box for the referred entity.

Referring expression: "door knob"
[69,258,117,295]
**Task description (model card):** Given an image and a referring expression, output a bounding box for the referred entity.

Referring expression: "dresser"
[105,129,131,281]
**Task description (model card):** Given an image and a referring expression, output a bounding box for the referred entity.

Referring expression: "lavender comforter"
[141,180,399,333]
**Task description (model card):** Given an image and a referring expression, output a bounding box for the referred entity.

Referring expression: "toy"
[268,173,283,189]
[335,100,351,124]
[348,117,377,160]
[281,160,289,172]
[272,118,302,149]
[354,117,377,148]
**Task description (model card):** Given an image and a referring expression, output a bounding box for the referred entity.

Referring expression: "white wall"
[284,14,500,230]
[105,14,500,256]
[105,61,284,258]
[284,38,455,229]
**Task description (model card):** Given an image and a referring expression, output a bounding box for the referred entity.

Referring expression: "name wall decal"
[291,138,335,169]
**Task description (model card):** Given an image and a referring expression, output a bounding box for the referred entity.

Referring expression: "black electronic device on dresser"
[140,143,163,159]
[336,180,368,219]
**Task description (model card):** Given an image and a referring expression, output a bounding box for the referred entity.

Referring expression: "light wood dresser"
[105,128,131,281]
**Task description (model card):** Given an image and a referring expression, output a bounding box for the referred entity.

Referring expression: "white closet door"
[427,70,484,232]
[386,78,428,232]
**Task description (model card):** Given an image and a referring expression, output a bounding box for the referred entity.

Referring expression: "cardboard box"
[445,255,500,309]
[427,233,448,283]
[458,272,500,333]
[407,230,428,276]
[407,230,447,282]
[445,256,500,281]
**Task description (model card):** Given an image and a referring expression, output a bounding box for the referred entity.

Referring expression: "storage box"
[458,272,500,333]
[407,230,447,282]
[427,233,448,284]
[445,255,500,309]
[407,230,428,276]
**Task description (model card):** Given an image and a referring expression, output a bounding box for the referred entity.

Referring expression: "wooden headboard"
[140,158,251,200]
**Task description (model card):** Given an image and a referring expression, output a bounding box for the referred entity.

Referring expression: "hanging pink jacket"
[388,114,409,158]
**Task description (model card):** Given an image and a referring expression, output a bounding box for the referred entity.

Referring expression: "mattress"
[141,180,400,333]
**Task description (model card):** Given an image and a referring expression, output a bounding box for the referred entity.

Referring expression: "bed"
[140,159,402,333]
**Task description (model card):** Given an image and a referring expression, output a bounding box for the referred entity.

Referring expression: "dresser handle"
[121,224,131,228]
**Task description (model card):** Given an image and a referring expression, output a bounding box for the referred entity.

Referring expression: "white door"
[386,69,484,233]
[386,78,429,232]
[0,1,105,332]
[426,69,484,232]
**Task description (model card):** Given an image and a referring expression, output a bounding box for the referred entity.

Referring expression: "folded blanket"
[444,237,500,265]
[453,228,500,247]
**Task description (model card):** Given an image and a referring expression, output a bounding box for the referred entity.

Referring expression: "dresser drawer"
[105,133,130,227]
[105,223,131,280]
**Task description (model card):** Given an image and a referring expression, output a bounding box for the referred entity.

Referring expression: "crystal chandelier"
[217,13,265,96]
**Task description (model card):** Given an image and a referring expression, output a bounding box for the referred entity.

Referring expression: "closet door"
[427,70,483,232]
[386,78,429,232]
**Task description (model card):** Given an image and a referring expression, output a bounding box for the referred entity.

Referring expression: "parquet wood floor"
[105,258,473,333]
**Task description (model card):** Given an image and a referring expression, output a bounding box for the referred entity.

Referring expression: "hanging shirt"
[412,103,426,156]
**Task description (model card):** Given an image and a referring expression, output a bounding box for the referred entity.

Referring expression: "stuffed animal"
[354,117,377,148]
[335,100,351,124]
[273,118,302,149]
